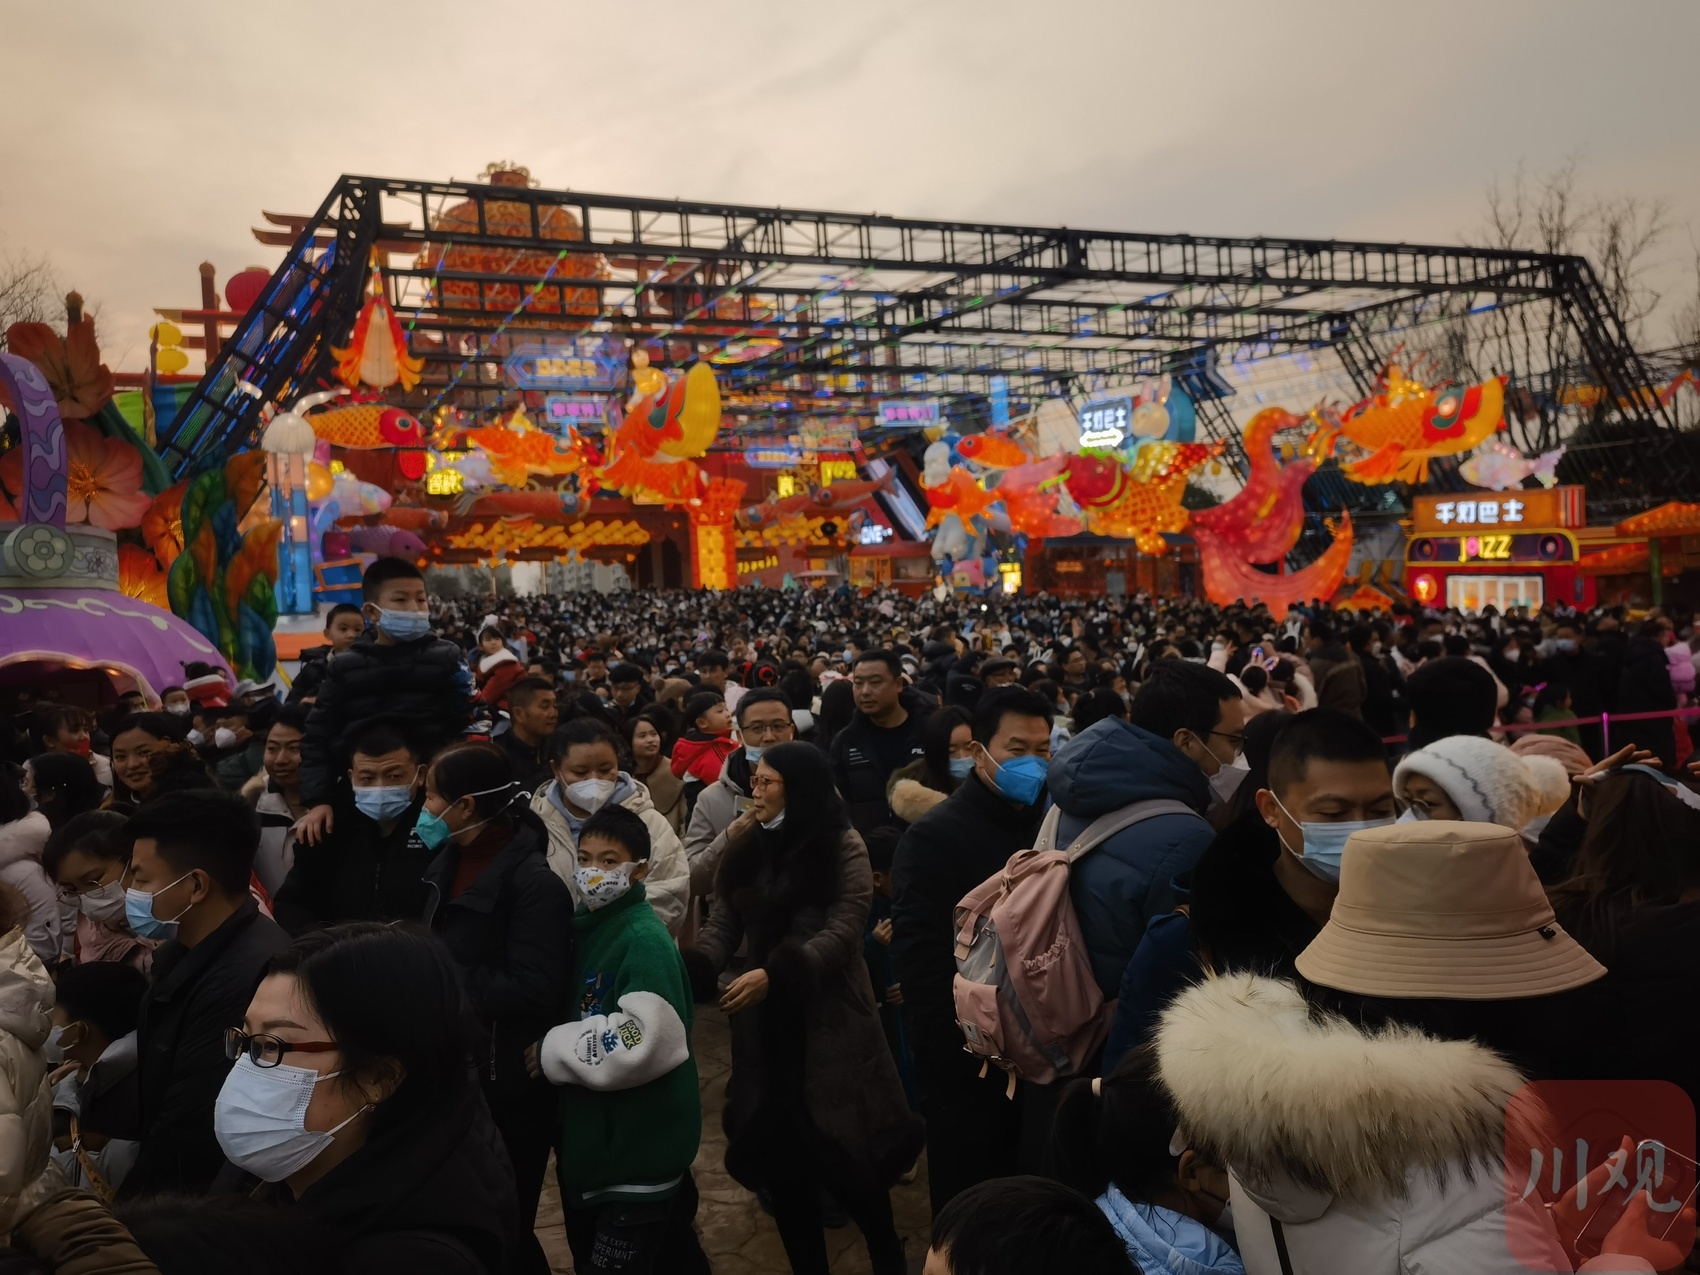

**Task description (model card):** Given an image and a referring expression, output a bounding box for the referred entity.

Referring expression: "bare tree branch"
[0,250,60,350]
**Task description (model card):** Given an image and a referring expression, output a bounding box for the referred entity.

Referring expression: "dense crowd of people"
[1,563,1697,1274]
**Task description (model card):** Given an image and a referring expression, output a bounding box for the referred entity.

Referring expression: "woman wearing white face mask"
[417,742,573,1275]
[685,742,922,1275]
[531,717,690,935]
[213,922,520,1270]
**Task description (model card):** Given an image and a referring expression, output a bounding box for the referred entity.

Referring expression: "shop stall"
[1404,487,1590,612]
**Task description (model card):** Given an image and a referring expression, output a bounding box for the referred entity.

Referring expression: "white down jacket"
[1154,974,1653,1275]
[0,921,54,1233]
[531,774,689,935]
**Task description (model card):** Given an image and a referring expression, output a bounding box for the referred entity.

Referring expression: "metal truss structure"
[159,174,1693,519]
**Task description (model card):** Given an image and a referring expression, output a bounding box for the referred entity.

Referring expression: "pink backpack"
[951,799,1198,1088]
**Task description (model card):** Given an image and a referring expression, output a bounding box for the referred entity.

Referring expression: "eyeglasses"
[224,1027,340,1069]
[1209,730,1245,749]
[740,720,792,739]
[749,774,783,791]
[1395,797,1435,820]
[58,864,130,901]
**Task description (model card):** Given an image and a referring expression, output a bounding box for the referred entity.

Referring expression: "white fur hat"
[1393,734,1571,830]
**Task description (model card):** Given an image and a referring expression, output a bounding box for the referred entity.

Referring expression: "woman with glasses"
[686,741,922,1275]
[44,811,158,972]
[212,922,519,1272]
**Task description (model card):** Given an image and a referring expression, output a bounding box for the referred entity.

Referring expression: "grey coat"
[694,824,922,1188]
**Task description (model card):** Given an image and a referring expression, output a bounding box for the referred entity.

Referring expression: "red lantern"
[223,267,271,314]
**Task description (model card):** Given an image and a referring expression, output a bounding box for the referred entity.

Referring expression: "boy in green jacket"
[527,804,707,1272]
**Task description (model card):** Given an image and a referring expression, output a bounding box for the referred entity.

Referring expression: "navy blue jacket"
[1048,718,1214,999]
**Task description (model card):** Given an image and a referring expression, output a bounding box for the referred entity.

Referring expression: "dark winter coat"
[225,1077,519,1274]
[1613,634,1677,765]
[1553,893,1700,1115]
[272,788,433,935]
[491,727,553,794]
[1308,642,1367,717]
[890,771,1044,1093]
[122,899,290,1198]
[1102,811,1322,1070]
[828,704,929,838]
[692,822,923,1190]
[421,816,575,1102]
[285,644,335,705]
[299,630,471,807]
[1047,718,1215,998]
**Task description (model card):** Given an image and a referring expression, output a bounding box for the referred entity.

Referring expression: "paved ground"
[536,1005,933,1273]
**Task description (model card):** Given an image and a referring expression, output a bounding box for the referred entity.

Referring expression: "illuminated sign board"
[876,399,942,428]
[1410,486,1583,534]
[799,418,858,451]
[543,394,612,430]
[858,523,894,545]
[1406,532,1576,566]
[1078,397,1133,448]
[746,446,802,469]
[504,337,626,391]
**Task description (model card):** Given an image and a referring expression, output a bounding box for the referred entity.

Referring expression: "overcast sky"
[3,0,1696,373]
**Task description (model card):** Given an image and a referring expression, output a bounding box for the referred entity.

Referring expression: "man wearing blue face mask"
[1102,710,1395,1070]
[294,557,471,850]
[891,687,1055,1212]
[272,724,432,936]
[119,790,288,1198]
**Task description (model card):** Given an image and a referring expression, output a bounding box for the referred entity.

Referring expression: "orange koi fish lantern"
[462,406,584,487]
[1329,363,1506,485]
[331,268,424,391]
[597,363,723,502]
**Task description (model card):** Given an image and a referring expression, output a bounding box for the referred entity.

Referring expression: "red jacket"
[474,650,526,708]
[671,732,738,784]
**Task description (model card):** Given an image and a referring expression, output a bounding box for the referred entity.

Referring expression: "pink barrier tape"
[1379,705,1700,748]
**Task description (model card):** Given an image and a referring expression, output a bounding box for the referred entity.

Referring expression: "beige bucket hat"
[1295,820,1605,1000]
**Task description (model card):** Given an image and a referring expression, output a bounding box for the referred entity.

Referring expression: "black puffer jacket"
[285,643,335,704]
[421,815,574,1100]
[272,788,433,934]
[300,631,471,807]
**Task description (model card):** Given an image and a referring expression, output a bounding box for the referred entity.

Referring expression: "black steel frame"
[158,174,1689,518]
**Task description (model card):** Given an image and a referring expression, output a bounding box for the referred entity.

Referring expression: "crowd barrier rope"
[1379,704,1700,754]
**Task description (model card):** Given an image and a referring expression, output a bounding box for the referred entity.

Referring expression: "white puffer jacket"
[1155,974,1651,1275]
[0,814,72,966]
[531,774,689,935]
[0,921,54,1233]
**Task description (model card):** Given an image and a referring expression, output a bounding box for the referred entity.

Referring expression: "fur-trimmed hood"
[890,777,948,824]
[1155,973,1529,1204]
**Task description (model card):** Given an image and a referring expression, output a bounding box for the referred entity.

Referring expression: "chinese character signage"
[1411,486,1583,534]
[877,399,942,428]
[504,337,627,391]
[798,418,858,452]
[1079,397,1133,449]
[543,394,613,431]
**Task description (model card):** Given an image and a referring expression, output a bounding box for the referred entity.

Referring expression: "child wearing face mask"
[47,960,148,1200]
[44,812,159,974]
[526,804,709,1272]
[1050,1046,1244,1275]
